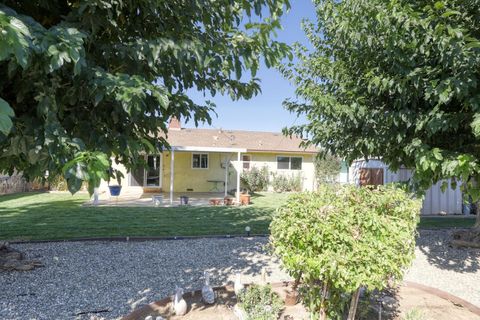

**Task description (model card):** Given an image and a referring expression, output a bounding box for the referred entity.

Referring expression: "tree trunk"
[347,288,362,320]
[452,200,480,248]
[319,282,329,320]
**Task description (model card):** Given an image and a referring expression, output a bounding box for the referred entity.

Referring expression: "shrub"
[237,284,283,320]
[271,172,303,192]
[270,184,420,319]
[240,166,269,193]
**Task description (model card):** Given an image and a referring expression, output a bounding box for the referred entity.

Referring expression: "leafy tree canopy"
[285,0,480,202]
[0,0,291,194]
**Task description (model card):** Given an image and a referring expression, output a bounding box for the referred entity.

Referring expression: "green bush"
[237,284,283,320]
[271,172,303,192]
[240,166,269,193]
[48,175,69,191]
[270,184,420,319]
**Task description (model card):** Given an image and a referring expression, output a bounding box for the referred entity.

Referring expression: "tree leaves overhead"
[0,0,291,193]
[285,0,480,199]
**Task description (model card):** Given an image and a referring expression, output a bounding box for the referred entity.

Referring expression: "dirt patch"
[122,282,480,320]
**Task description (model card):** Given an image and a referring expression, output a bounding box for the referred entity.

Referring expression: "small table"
[207,180,224,192]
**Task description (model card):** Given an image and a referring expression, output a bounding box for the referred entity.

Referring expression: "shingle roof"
[165,128,317,154]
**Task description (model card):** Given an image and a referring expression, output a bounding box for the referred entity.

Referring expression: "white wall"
[350,159,463,215]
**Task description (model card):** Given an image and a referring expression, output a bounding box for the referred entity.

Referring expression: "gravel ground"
[405,229,480,307]
[1,230,479,320]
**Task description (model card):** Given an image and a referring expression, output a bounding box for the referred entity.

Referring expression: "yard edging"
[8,234,270,244]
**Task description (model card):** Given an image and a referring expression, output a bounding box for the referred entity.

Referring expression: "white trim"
[171,146,247,153]
[192,153,209,169]
[276,155,304,170]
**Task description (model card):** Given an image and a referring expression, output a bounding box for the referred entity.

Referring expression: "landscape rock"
[0,243,43,272]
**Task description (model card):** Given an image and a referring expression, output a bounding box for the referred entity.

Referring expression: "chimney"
[168,116,181,131]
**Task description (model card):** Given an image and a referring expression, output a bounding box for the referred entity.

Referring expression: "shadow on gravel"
[417,230,480,273]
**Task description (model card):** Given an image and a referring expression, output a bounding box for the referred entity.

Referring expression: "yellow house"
[100,119,318,204]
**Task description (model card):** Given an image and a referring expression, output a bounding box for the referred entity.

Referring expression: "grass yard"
[0,192,289,241]
[0,192,476,241]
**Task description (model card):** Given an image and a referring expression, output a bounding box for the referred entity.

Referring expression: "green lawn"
[417,216,476,229]
[0,192,476,241]
[0,192,289,241]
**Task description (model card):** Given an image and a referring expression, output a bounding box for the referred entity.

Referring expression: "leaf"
[471,114,480,137]
[0,97,15,135]
[434,2,445,10]
[442,10,461,18]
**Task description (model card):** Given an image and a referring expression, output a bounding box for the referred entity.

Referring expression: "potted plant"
[108,169,123,196]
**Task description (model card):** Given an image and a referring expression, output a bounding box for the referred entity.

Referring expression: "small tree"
[284,0,480,245]
[314,153,341,185]
[270,185,420,319]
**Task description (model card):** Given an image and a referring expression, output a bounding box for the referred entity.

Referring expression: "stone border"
[8,234,268,245]
[404,281,480,316]
[120,281,480,320]
[6,227,471,244]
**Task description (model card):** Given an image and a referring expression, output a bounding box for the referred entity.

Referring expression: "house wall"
[162,151,236,193]
[247,152,316,191]
[349,159,463,215]
[101,151,317,194]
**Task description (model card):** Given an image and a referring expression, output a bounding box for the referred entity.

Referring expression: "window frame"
[276,155,303,170]
[192,153,209,169]
[242,154,251,170]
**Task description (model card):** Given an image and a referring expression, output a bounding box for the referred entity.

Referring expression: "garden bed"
[121,282,480,320]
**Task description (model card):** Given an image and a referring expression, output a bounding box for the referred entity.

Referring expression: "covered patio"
[85,192,229,207]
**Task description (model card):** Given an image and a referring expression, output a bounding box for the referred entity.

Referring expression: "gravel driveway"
[1,230,479,320]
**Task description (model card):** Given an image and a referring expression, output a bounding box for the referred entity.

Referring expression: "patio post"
[224,153,231,197]
[170,149,174,205]
[236,151,241,203]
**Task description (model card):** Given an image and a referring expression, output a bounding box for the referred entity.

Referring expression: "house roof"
[165,128,317,154]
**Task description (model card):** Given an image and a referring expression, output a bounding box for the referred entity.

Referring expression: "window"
[192,153,208,169]
[277,156,302,170]
[242,155,251,170]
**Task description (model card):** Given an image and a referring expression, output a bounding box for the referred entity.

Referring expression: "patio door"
[145,155,162,187]
[129,155,163,187]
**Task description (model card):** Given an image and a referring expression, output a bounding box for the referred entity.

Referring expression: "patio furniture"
[180,196,189,205]
[207,180,224,192]
[152,195,163,206]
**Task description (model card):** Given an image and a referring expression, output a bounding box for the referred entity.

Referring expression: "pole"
[170,149,174,205]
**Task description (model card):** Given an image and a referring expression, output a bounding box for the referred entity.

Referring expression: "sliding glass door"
[146,155,161,187]
[128,155,162,187]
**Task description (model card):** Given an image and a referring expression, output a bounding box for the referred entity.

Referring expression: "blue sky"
[184,1,317,132]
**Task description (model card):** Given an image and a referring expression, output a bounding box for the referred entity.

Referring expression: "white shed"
[349,159,463,215]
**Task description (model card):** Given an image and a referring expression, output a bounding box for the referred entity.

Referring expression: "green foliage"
[0,1,291,194]
[271,172,303,192]
[283,0,480,202]
[403,308,426,320]
[241,166,269,193]
[315,153,341,184]
[237,284,283,320]
[270,185,420,318]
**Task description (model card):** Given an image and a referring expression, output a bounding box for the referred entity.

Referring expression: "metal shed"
[349,159,463,215]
